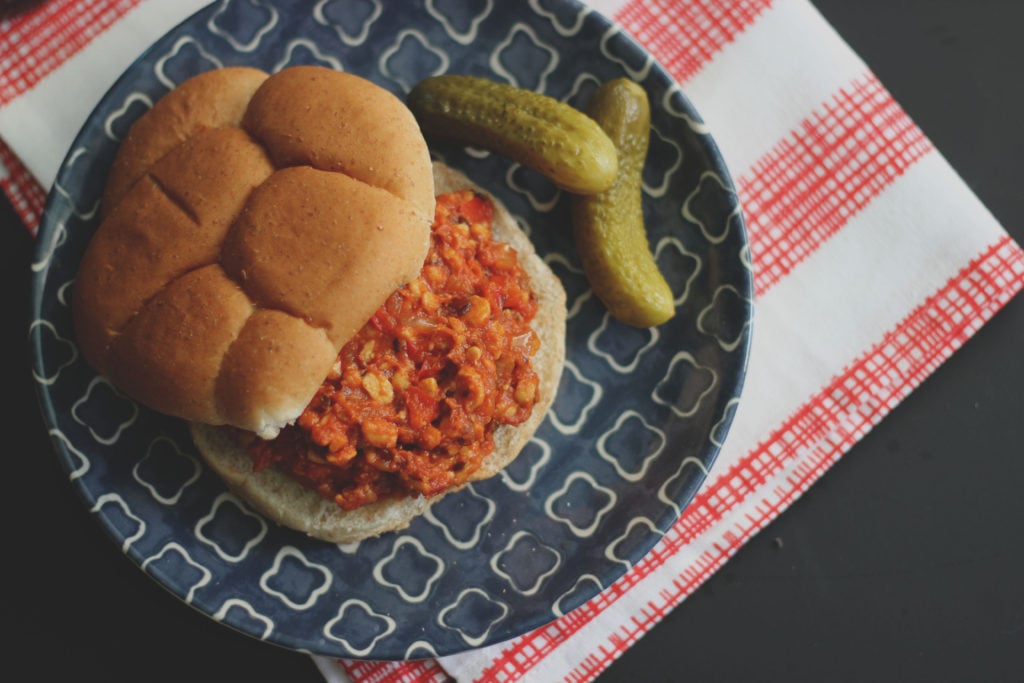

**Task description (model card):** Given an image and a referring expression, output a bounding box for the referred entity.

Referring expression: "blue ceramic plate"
[31,0,752,660]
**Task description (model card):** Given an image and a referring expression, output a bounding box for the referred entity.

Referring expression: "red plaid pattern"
[0,138,45,232]
[0,0,142,108]
[741,73,933,297]
[616,0,774,85]
[341,659,448,683]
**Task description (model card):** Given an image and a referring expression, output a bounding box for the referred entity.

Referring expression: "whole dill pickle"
[408,75,618,194]
[571,79,675,327]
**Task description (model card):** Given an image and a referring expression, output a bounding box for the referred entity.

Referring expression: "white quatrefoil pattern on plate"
[32,0,752,661]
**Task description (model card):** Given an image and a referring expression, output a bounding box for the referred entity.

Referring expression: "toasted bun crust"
[190,162,567,543]
[102,67,270,215]
[73,66,434,438]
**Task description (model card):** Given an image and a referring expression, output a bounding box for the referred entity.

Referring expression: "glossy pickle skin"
[407,75,618,195]
[571,78,675,328]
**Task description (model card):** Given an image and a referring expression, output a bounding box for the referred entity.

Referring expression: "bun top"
[73,66,435,438]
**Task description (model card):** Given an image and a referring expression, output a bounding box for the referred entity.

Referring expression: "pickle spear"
[408,75,618,194]
[571,78,675,327]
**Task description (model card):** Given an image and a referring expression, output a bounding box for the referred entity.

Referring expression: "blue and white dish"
[31,0,753,660]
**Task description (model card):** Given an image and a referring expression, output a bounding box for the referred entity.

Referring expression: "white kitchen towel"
[3,1,1021,682]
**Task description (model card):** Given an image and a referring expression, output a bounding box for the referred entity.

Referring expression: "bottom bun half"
[189,162,567,543]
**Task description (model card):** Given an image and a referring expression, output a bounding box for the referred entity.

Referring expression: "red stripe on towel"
[0,0,142,107]
[740,73,934,297]
[614,0,774,85]
[0,139,46,234]
[341,658,449,683]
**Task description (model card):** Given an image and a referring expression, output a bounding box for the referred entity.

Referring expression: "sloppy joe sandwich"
[72,66,567,543]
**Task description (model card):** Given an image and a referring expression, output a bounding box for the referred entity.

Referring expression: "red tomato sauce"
[246,190,541,510]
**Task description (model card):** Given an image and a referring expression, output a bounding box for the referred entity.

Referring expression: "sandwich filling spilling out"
[243,190,541,510]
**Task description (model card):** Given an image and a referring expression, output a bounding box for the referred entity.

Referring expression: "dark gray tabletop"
[7,1,1023,681]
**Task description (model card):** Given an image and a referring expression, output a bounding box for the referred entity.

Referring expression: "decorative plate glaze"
[31,0,753,660]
